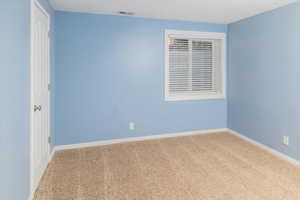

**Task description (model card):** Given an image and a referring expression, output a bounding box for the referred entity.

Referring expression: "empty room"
[2,0,300,199]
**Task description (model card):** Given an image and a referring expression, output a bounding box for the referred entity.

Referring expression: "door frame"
[30,0,51,194]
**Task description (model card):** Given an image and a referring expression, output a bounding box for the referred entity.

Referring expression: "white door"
[31,1,51,192]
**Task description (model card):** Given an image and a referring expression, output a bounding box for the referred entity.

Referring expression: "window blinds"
[167,36,222,98]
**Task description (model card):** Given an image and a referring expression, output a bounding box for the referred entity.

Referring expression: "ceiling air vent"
[118,11,135,16]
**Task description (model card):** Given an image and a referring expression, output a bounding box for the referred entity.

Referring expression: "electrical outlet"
[129,122,135,130]
[283,136,289,146]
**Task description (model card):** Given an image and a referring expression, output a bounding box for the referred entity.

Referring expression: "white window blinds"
[165,30,225,100]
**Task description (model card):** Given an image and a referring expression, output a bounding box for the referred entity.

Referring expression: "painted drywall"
[0,0,54,199]
[54,12,227,145]
[228,2,300,160]
[0,1,30,198]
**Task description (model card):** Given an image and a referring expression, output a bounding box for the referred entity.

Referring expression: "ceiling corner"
[48,0,58,11]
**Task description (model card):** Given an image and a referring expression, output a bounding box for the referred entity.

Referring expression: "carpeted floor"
[34,132,300,200]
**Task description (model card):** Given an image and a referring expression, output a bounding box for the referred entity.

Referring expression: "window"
[165,30,225,101]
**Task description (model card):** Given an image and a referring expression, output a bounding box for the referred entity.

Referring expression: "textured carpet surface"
[34,132,300,200]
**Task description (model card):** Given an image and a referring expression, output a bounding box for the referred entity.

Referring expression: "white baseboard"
[49,148,56,163]
[28,188,35,200]
[54,128,300,169]
[28,148,56,200]
[54,128,228,151]
[227,129,300,168]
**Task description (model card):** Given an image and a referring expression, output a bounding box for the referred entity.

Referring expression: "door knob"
[34,105,42,112]
[34,105,39,112]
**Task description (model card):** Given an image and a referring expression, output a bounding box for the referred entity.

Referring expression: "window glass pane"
[192,40,213,92]
[169,39,189,93]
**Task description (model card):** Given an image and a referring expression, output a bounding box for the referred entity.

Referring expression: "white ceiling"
[50,0,299,24]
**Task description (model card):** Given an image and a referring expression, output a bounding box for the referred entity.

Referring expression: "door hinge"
[48,136,52,144]
[48,83,51,91]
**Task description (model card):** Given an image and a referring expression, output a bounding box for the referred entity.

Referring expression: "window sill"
[165,94,225,101]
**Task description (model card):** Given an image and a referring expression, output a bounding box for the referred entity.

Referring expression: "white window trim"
[164,30,226,101]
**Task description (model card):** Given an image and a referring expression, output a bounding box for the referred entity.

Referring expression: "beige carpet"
[34,132,300,200]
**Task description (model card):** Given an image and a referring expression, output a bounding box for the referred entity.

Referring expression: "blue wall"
[0,0,54,199]
[0,1,30,199]
[228,2,300,160]
[55,12,227,145]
